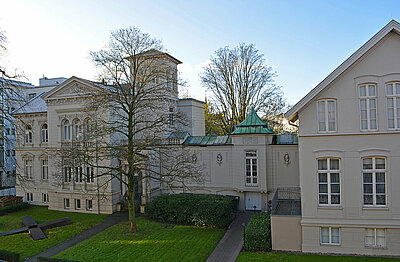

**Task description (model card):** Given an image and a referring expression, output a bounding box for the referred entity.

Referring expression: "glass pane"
[330,159,339,170]
[246,177,251,183]
[369,85,376,96]
[319,184,328,193]
[360,86,367,97]
[360,100,367,110]
[331,228,340,244]
[319,195,328,204]
[376,229,385,237]
[375,158,385,169]
[318,159,327,170]
[321,228,329,243]
[361,120,368,130]
[330,173,339,183]
[396,83,400,94]
[370,119,377,129]
[318,173,327,182]
[318,102,326,131]
[331,184,340,194]
[252,177,257,183]
[376,184,385,194]
[388,97,394,107]
[331,194,340,204]
[386,83,393,95]
[363,172,373,182]
[363,184,373,194]
[365,235,375,246]
[376,195,386,205]
[376,172,385,182]
[328,121,335,132]
[363,159,373,170]
[364,195,373,205]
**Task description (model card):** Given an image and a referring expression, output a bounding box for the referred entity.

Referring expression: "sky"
[1,0,400,105]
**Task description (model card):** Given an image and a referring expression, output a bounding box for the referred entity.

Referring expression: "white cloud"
[195,59,211,70]
[177,63,193,73]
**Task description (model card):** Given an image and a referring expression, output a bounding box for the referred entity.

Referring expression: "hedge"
[0,202,30,216]
[244,212,271,251]
[0,249,20,262]
[145,194,233,228]
[37,257,78,262]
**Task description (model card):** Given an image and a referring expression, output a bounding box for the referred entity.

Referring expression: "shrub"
[244,212,271,251]
[37,257,77,262]
[0,249,20,262]
[145,194,233,228]
[0,202,30,216]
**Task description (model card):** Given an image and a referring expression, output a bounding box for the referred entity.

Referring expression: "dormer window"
[359,84,377,131]
[317,100,336,132]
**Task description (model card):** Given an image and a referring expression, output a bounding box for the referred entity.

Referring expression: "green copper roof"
[183,135,232,146]
[231,108,275,135]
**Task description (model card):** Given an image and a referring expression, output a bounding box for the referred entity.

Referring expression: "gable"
[42,77,103,100]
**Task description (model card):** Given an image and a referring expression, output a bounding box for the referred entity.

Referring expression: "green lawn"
[0,205,106,260]
[237,252,399,261]
[55,217,226,262]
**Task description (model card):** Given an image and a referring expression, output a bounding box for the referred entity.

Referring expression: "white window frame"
[25,125,33,144]
[362,157,387,207]
[63,161,72,183]
[24,159,33,179]
[26,193,33,202]
[42,193,49,203]
[317,158,341,206]
[62,119,71,141]
[86,166,94,183]
[359,84,378,131]
[317,99,337,132]
[320,227,340,245]
[385,82,400,129]
[86,199,93,210]
[41,123,48,143]
[41,159,48,180]
[75,199,81,210]
[365,228,386,248]
[245,150,258,186]
[64,198,70,209]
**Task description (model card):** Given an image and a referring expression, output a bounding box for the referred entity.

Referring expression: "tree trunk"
[128,184,137,233]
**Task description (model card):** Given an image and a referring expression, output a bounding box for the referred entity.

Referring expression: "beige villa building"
[12,20,400,256]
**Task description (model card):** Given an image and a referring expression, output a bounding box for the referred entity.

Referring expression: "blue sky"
[1,0,400,104]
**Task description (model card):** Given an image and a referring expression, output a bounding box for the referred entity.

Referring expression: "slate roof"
[13,92,47,115]
[230,108,274,135]
[183,135,232,146]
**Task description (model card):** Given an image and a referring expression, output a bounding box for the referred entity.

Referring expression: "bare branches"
[201,43,287,134]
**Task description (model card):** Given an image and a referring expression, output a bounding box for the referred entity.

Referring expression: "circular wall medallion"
[216,153,223,165]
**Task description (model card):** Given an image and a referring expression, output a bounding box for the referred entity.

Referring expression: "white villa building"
[12,20,400,256]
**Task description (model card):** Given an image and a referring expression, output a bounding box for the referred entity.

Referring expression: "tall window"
[365,228,386,248]
[362,157,386,206]
[245,150,257,186]
[320,227,340,245]
[62,120,71,141]
[359,84,377,130]
[25,125,33,143]
[24,159,33,179]
[42,193,49,203]
[86,199,93,210]
[26,193,33,202]
[317,100,336,132]
[317,158,340,205]
[64,198,70,209]
[83,118,91,140]
[86,166,94,183]
[41,159,48,180]
[75,166,83,183]
[41,124,48,143]
[75,199,81,209]
[73,119,81,140]
[386,82,400,129]
[64,162,72,183]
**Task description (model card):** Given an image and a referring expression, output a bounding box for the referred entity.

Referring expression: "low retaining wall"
[271,216,302,252]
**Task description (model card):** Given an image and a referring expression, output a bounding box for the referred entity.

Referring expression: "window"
[26,193,33,202]
[25,125,33,143]
[64,198,70,209]
[41,159,48,180]
[24,159,33,179]
[64,162,72,183]
[320,227,340,245]
[83,118,91,140]
[62,120,71,141]
[75,199,81,209]
[42,193,49,203]
[362,157,386,206]
[75,166,83,183]
[317,100,336,132]
[317,158,340,205]
[386,82,400,129]
[359,84,377,130]
[41,124,48,143]
[245,150,257,186]
[86,166,94,183]
[365,228,386,248]
[73,119,81,140]
[86,199,93,210]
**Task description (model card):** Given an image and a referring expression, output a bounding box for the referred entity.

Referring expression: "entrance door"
[246,192,261,210]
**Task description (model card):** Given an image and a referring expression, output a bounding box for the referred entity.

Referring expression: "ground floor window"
[42,193,49,203]
[64,198,70,209]
[26,193,33,202]
[75,199,81,209]
[365,228,386,248]
[86,199,93,210]
[320,227,340,245]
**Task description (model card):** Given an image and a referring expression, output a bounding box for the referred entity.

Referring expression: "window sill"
[245,184,258,187]
[317,205,343,210]
[320,243,341,246]
[362,207,389,211]
[365,246,386,249]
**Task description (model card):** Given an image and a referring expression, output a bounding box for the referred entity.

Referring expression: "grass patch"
[237,252,399,261]
[55,217,225,262]
[0,205,106,260]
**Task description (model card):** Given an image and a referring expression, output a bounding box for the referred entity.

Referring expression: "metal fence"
[271,187,301,216]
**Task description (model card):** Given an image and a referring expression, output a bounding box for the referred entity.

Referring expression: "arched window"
[41,124,48,143]
[73,119,81,140]
[62,120,71,141]
[25,125,33,143]
[83,118,91,140]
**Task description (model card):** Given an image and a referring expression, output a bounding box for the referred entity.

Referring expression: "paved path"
[206,212,253,262]
[27,212,128,262]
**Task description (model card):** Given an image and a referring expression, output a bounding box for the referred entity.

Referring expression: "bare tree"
[201,43,287,134]
[55,27,203,233]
